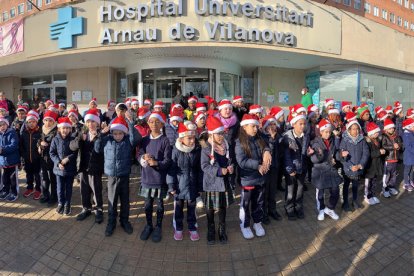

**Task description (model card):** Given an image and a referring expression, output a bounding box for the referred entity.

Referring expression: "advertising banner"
[0,18,24,57]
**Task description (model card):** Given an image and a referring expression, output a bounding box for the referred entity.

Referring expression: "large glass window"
[115,71,127,102]
[354,0,361,10]
[27,1,32,11]
[55,87,67,104]
[10,8,16,18]
[185,78,209,99]
[18,4,24,15]
[365,2,371,13]
[343,0,351,6]
[319,70,358,109]
[241,78,254,103]
[219,72,238,101]
[127,73,138,97]
[373,6,379,17]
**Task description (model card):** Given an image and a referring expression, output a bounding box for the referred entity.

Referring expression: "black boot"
[218,223,228,244]
[206,209,216,245]
[269,210,282,221]
[105,219,116,237]
[262,210,271,225]
[152,210,163,243]
[95,209,104,224]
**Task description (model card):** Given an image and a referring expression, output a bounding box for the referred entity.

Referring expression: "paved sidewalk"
[0,169,413,276]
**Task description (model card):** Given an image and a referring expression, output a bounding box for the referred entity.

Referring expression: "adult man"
[0,91,16,121]
[300,87,313,109]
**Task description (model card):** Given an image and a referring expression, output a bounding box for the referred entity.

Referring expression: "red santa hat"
[240,114,260,127]
[188,96,198,103]
[48,104,59,113]
[148,111,166,124]
[68,109,79,120]
[270,106,284,120]
[0,115,9,126]
[58,102,65,107]
[262,114,277,130]
[57,117,72,128]
[178,121,197,138]
[345,112,357,122]
[317,119,332,132]
[131,98,139,106]
[154,101,165,109]
[144,99,152,106]
[16,105,28,113]
[206,109,218,118]
[341,101,352,110]
[170,103,183,113]
[374,106,384,115]
[394,101,402,109]
[196,102,206,113]
[346,120,361,130]
[377,110,388,121]
[328,109,340,115]
[124,98,131,105]
[45,99,54,106]
[290,104,306,115]
[194,112,206,124]
[403,118,414,130]
[393,107,403,115]
[383,118,395,130]
[307,104,319,117]
[218,99,233,110]
[26,110,39,122]
[89,98,97,105]
[110,116,129,134]
[208,98,218,107]
[107,100,115,107]
[385,105,393,114]
[360,103,368,108]
[138,107,151,120]
[325,98,335,107]
[206,116,224,134]
[366,122,380,137]
[84,108,101,124]
[406,108,414,119]
[43,110,58,122]
[232,96,244,104]
[249,105,263,115]
[169,109,184,122]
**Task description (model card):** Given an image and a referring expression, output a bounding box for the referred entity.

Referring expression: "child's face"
[188,102,196,110]
[196,117,206,128]
[266,122,277,134]
[212,132,224,144]
[255,112,262,119]
[343,106,351,113]
[277,116,285,123]
[234,101,244,108]
[385,127,395,135]
[17,111,26,120]
[116,109,126,117]
[58,106,65,112]
[132,103,139,110]
[148,118,163,133]
[0,109,6,116]
[181,135,196,147]
[370,132,379,139]
[398,112,404,118]
[112,130,125,142]
[220,107,232,118]
[154,107,163,112]
[0,122,7,132]
[293,119,306,134]
[69,115,78,124]
[362,112,370,121]
[348,124,360,137]
[171,120,180,127]
[321,128,332,140]
[43,118,54,128]
[26,119,38,130]
[243,124,258,137]
[86,120,98,131]
[59,126,72,138]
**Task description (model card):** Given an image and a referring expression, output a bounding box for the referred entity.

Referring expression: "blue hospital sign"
[50,6,84,49]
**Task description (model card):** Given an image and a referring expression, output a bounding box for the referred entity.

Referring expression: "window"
[354,0,361,9]
[411,2,414,10]
[36,0,42,8]
[390,13,395,23]
[10,8,16,18]
[404,20,409,28]
[2,11,8,22]
[18,3,24,14]
[382,9,388,20]
[365,2,371,13]
[27,1,32,11]
[343,0,351,6]
[45,0,52,4]
[404,0,409,8]
[373,6,379,16]
[410,23,414,31]
[397,16,403,26]
[397,0,402,5]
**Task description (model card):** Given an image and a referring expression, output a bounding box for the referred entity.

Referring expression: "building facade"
[0,0,413,113]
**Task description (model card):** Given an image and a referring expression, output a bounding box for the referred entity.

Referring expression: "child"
[49,117,78,216]
[282,106,310,220]
[232,96,248,122]
[165,108,184,146]
[135,107,151,139]
[184,96,198,121]
[167,121,201,241]
[12,105,28,137]
[21,111,42,200]
[38,111,58,205]
[364,122,385,205]
[236,114,271,239]
[402,118,414,191]
[0,116,20,202]
[381,118,403,197]
[95,115,140,236]
[138,112,171,243]
[309,119,341,221]
[68,109,83,136]
[339,120,369,211]
[71,109,105,223]
[260,115,282,224]
[201,116,235,244]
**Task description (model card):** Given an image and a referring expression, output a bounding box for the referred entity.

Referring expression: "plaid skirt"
[204,189,234,210]
[139,184,168,199]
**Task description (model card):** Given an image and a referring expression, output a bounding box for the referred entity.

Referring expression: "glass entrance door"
[156,78,181,112]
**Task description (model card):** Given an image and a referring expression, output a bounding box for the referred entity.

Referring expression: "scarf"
[207,135,230,165]
[42,123,57,135]
[217,113,237,129]
[175,139,195,153]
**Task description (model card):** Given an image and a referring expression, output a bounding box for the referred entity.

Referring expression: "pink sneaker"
[174,230,183,241]
[189,230,200,241]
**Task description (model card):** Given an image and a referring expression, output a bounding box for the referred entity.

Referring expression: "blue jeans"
[56,175,75,206]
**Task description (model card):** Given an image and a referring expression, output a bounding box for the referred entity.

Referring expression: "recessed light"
[194,70,198,73]
[168,70,173,73]
[149,72,153,75]
[146,76,149,78]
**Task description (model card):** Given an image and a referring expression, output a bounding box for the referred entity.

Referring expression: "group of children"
[0,95,413,244]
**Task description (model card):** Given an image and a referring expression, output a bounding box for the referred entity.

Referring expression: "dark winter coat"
[49,133,78,177]
[20,126,42,164]
[165,123,178,146]
[395,117,404,138]
[382,132,403,162]
[11,118,25,138]
[338,131,369,179]
[95,122,141,177]
[0,128,20,167]
[167,141,201,200]
[261,132,282,169]
[310,136,342,190]
[403,130,414,165]
[70,131,104,175]
[282,129,310,175]
[364,136,384,179]
[38,126,57,169]
[200,142,234,192]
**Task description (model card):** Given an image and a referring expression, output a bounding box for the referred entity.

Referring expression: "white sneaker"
[382,190,391,198]
[240,225,254,239]
[196,196,204,209]
[252,223,265,237]
[324,208,339,220]
[372,197,380,204]
[364,197,376,205]
[389,188,399,196]
[317,210,325,221]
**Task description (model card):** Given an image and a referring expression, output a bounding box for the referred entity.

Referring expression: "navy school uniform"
[364,136,384,199]
[402,130,414,186]
[20,125,42,193]
[38,126,58,203]
[0,127,20,198]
